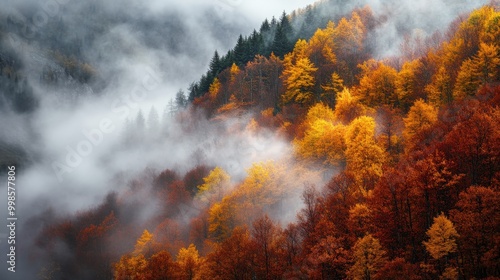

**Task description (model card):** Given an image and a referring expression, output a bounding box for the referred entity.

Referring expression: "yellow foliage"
[197,167,230,203]
[321,72,344,102]
[473,42,500,84]
[345,116,385,192]
[133,229,154,256]
[114,254,148,280]
[454,59,479,100]
[209,78,221,100]
[334,88,366,124]
[304,102,336,125]
[208,197,236,242]
[358,59,398,107]
[177,244,201,280]
[403,99,438,145]
[295,119,346,166]
[309,21,336,65]
[396,59,423,109]
[423,213,459,260]
[348,234,386,280]
[282,57,318,106]
[230,63,240,83]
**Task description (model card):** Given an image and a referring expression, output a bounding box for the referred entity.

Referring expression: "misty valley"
[0,0,499,279]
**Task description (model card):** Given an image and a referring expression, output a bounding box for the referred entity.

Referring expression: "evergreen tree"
[136,110,145,133]
[209,50,221,77]
[234,35,247,66]
[175,89,188,109]
[147,106,159,132]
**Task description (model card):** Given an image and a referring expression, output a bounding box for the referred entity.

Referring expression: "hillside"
[1,0,499,279]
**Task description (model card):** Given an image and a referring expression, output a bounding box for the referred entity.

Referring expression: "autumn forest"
[5,0,500,279]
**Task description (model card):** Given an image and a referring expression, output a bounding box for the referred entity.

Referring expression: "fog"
[0,0,489,278]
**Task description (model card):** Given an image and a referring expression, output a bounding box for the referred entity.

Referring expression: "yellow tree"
[282,40,318,106]
[334,88,366,124]
[115,229,155,279]
[425,66,452,105]
[358,59,398,107]
[348,234,387,280]
[472,42,500,84]
[403,99,438,151]
[308,21,336,66]
[114,254,148,280]
[208,78,221,100]
[133,229,155,257]
[396,59,423,110]
[334,12,366,85]
[321,72,344,106]
[303,102,336,125]
[197,167,230,203]
[308,21,337,101]
[208,197,236,242]
[282,57,318,106]
[423,213,459,260]
[295,119,346,167]
[345,116,385,192]
[454,59,480,100]
[177,244,201,280]
[348,203,373,239]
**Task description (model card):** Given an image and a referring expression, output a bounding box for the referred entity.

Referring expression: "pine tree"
[209,50,221,77]
[147,106,159,132]
[175,89,188,109]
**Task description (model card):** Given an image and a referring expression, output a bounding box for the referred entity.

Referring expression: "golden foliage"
[423,213,459,260]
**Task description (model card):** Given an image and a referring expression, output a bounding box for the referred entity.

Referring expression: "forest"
[2,0,499,279]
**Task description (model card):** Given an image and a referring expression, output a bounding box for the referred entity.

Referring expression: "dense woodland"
[26,2,500,280]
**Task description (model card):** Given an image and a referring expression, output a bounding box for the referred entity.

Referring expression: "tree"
[295,118,346,166]
[308,21,337,101]
[423,213,459,260]
[251,215,281,279]
[282,40,318,106]
[334,12,366,85]
[203,227,254,279]
[147,106,159,133]
[306,235,350,279]
[345,116,385,192]
[402,99,438,151]
[348,234,387,280]
[136,109,146,134]
[208,197,236,242]
[177,244,200,280]
[348,203,373,238]
[133,229,155,257]
[321,72,344,106]
[197,167,230,203]
[450,186,500,279]
[358,59,398,107]
[334,88,366,124]
[209,50,221,77]
[472,42,500,84]
[147,251,178,279]
[396,59,424,110]
[454,59,480,99]
[114,254,148,280]
[425,66,452,105]
[175,89,188,109]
